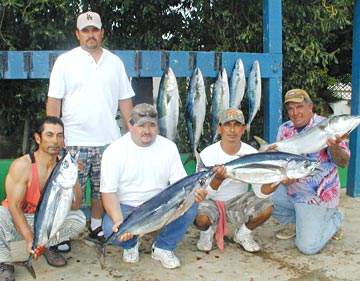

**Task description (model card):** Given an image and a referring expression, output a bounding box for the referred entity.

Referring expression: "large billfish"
[211,68,230,142]
[254,115,360,154]
[157,67,180,142]
[245,60,261,139]
[93,170,213,269]
[185,67,207,164]
[221,151,320,184]
[229,58,246,109]
[22,151,78,279]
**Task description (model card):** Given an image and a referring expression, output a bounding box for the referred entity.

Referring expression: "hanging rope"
[322,0,338,16]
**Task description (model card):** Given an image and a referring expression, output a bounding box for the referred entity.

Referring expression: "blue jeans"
[103,203,199,251]
[271,184,343,255]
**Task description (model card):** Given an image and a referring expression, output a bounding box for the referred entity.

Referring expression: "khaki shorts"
[197,191,273,227]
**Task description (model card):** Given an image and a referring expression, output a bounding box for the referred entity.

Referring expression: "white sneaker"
[151,244,180,269]
[233,229,260,253]
[123,242,140,263]
[197,227,215,251]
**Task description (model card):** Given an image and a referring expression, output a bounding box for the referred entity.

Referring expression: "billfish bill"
[254,115,360,154]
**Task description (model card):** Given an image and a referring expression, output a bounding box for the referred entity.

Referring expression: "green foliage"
[0,0,354,156]
[282,0,353,114]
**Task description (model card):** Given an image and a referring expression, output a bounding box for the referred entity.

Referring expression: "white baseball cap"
[77,12,102,30]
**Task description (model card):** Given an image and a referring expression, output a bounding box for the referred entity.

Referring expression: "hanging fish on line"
[157,67,180,142]
[229,58,246,109]
[245,60,261,140]
[211,68,230,143]
[184,67,207,165]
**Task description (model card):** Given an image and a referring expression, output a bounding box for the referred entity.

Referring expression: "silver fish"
[254,115,360,154]
[222,151,320,184]
[157,67,180,142]
[245,60,261,139]
[23,151,78,278]
[229,59,246,109]
[211,68,230,142]
[185,68,206,163]
[94,170,213,269]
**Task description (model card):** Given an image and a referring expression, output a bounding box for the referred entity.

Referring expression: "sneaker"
[123,242,140,263]
[233,229,260,253]
[44,246,67,267]
[151,244,180,269]
[196,227,215,251]
[275,223,296,240]
[0,263,15,281]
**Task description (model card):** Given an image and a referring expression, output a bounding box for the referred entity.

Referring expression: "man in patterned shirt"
[270,88,350,255]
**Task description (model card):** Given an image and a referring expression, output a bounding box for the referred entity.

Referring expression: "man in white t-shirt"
[194,108,277,253]
[100,103,207,269]
[46,11,135,245]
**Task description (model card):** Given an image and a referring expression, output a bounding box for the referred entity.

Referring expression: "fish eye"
[62,160,69,169]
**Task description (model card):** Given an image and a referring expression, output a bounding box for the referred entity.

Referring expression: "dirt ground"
[9,189,360,281]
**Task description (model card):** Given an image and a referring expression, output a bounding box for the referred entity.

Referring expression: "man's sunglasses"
[137,111,158,118]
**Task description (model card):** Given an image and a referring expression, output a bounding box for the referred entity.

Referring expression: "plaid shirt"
[277,113,350,208]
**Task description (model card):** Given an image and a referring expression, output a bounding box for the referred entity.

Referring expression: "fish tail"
[194,150,201,168]
[253,136,269,152]
[212,131,219,143]
[246,124,251,141]
[25,262,36,279]
[78,237,106,269]
[99,245,106,270]
[11,259,36,279]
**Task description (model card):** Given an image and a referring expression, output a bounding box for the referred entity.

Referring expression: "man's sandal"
[88,226,106,243]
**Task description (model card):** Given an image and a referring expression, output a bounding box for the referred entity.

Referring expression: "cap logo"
[87,14,93,21]
[226,109,239,116]
[288,91,296,96]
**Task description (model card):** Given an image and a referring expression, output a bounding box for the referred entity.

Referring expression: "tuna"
[185,67,207,164]
[94,170,213,269]
[254,115,360,154]
[229,58,246,109]
[157,67,180,142]
[221,151,320,184]
[22,151,78,279]
[211,68,230,142]
[245,60,261,139]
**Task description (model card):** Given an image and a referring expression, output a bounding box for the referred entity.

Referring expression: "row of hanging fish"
[156,59,262,156]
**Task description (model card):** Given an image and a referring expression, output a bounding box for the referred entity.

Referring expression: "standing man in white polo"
[46,11,135,245]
